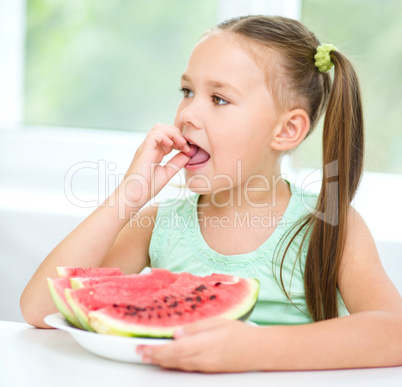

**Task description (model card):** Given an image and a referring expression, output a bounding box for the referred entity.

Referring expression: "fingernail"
[143,347,153,357]
[142,356,152,364]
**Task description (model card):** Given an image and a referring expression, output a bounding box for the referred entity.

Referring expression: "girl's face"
[174,32,284,196]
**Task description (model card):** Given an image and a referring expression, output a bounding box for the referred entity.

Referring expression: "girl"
[21,15,402,372]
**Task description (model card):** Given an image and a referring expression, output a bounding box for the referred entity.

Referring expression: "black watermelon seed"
[185,297,193,302]
[191,304,197,310]
[169,302,178,308]
[209,295,216,300]
[214,282,222,286]
[175,311,182,316]
[195,285,207,292]
[113,304,119,308]
[134,307,147,312]
[195,296,202,302]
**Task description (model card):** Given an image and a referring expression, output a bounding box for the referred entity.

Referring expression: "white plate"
[44,313,170,363]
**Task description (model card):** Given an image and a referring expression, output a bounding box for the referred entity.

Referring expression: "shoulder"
[129,203,159,228]
[102,203,160,273]
[341,206,378,268]
[338,206,402,314]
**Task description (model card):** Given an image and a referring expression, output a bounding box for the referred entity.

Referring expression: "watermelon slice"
[47,266,123,329]
[62,269,260,338]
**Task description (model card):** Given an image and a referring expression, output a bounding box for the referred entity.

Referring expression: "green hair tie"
[314,43,337,72]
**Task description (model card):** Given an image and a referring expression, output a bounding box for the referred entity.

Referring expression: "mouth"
[183,141,211,167]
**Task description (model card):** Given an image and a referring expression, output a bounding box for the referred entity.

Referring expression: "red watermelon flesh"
[65,269,179,330]
[47,266,124,328]
[57,266,123,278]
[70,272,152,289]
[72,269,260,338]
[92,273,253,328]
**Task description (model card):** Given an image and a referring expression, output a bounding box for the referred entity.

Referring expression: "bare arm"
[20,124,190,328]
[255,208,402,370]
[20,196,155,328]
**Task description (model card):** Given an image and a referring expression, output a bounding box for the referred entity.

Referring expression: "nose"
[178,99,202,130]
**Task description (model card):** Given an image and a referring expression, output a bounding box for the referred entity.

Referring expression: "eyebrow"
[181,74,242,96]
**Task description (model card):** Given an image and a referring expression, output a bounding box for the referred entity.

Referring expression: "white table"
[1,321,401,387]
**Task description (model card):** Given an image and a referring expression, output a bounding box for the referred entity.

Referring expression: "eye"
[212,95,229,106]
[180,87,194,98]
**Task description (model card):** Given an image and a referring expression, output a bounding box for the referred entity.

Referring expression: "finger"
[150,151,191,190]
[148,133,190,159]
[138,338,197,367]
[148,131,174,148]
[150,125,189,152]
[153,336,209,370]
[160,152,191,178]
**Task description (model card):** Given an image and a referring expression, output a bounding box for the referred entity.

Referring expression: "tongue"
[185,144,210,166]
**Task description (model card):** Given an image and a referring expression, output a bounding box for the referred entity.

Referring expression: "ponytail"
[304,51,364,321]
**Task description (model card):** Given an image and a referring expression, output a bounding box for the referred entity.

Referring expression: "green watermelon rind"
[87,278,260,338]
[64,288,94,332]
[70,277,85,289]
[47,278,83,329]
[56,267,71,277]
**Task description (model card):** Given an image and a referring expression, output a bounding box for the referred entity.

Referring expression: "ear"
[271,109,310,151]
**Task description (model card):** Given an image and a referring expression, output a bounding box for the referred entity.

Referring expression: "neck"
[198,174,290,213]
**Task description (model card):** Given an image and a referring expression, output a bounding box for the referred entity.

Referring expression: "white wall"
[0,126,143,322]
[0,0,25,124]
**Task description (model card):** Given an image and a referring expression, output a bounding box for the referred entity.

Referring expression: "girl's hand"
[136,318,260,373]
[120,124,190,207]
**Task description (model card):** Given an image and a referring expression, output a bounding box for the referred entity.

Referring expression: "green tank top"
[149,182,347,325]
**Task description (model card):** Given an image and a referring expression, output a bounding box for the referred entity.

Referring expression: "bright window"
[24,0,219,131]
[298,0,402,174]
[23,0,300,132]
